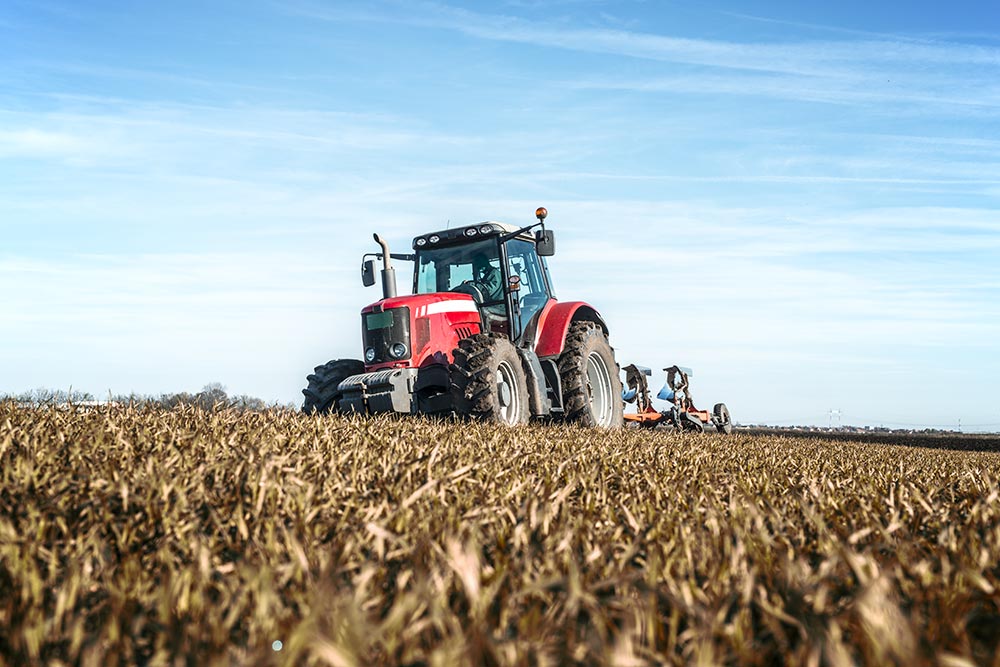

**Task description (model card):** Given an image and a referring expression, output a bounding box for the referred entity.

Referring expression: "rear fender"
[534,301,609,359]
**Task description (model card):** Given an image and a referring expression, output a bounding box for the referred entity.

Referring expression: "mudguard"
[534,301,610,359]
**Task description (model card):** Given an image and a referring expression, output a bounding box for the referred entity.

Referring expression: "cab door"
[503,238,553,343]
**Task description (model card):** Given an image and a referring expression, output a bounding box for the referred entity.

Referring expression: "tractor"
[302,208,623,427]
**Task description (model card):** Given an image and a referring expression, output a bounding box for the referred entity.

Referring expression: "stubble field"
[2,402,999,666]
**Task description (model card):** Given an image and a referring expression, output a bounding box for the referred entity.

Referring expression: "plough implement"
[622,364,732,433]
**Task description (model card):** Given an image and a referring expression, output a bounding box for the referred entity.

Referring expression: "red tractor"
[302,208,623,427]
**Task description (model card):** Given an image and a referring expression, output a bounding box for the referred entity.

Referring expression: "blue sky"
[1,1,998,429]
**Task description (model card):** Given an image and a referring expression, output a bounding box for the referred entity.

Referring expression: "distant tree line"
[3,383,289,411]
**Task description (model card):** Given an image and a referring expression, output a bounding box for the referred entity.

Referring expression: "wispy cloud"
[0,128,98,159]
[285,1,1000,115]
[714,10,912,40]
[564,71,1000,113]
[15,60,301,96]
[291,1,1000,72]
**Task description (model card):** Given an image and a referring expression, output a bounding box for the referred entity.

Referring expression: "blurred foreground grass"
[2,402,999,666]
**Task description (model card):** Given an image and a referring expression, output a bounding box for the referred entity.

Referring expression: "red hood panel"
[361,292,476,313]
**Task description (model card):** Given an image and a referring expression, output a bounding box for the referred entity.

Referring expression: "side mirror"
[362,259,376,287]
[535,229,555,257]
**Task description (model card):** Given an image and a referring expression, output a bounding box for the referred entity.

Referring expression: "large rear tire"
[557,322,624,428]
[302,359,365,414]
[713,403,733,434]
[450,334,530,425]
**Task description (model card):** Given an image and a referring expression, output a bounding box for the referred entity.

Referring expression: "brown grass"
[2,402,999,666]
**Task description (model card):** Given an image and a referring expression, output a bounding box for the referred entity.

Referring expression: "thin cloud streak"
[562,71,1000,112]
[291,1,1000,73]
[286,1,1000,121]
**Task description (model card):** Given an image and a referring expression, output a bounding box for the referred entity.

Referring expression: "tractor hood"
[361,292,479,317]
[360,293,483,371]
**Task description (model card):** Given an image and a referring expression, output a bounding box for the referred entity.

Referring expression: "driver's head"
[472,252,491,275]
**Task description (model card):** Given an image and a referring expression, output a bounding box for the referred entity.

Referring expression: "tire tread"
[301,359,365,414]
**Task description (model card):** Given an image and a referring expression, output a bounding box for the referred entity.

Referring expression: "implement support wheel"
[713,403,733,434]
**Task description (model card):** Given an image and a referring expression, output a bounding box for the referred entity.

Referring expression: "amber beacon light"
[535,207,547,221]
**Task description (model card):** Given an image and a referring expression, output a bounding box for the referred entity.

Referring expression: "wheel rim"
[585,351,614,427]
[496,360,521,425]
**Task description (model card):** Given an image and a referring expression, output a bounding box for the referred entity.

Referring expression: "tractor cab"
[411,218,555,345]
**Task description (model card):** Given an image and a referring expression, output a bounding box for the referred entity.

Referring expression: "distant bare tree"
[196,383,229,409]
[6,387,95,405]
[109,391,156,405]
[230,395,267,410]
[4,384,280,412]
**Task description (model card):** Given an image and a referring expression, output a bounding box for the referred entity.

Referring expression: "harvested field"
[2,403,999,666]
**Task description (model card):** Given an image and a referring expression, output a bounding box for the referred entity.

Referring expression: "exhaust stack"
[373,234,397,299]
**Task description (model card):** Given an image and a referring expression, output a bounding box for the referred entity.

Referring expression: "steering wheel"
[450,281,486,304]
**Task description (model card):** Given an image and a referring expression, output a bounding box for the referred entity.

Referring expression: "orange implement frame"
[622,404,713,426]
[686,409,713,424]
[623,405,664,426]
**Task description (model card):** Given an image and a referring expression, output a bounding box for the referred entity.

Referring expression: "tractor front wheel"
[557,322,624,428]
[450,334,530,425]
[302,359,365,414]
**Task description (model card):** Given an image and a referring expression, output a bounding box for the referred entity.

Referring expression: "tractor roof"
[411,221,533,250]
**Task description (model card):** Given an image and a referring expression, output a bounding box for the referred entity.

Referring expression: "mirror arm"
[498,220,543,244]
[364,252,415,262]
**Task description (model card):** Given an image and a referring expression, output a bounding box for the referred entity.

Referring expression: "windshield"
[414,238,501,296]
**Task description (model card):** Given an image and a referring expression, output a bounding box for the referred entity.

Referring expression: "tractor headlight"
[365,347,376,363]
[465,228,478,237]
[479,224,495,234]
[415,238,427,247]
[428,235,440,244]
[388,342,408,359]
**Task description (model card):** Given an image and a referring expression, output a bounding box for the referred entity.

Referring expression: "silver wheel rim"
[585,351,614,427]
[496,360,521,425]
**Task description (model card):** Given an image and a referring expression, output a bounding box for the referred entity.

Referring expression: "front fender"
[534,301,610,359]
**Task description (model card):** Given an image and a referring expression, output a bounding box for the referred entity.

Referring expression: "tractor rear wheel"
[450,334,530,425]
[713,403,733,434]
[302,359,365,414]
[557,322,624,428]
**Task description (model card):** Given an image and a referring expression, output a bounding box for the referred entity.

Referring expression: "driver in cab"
[471,252,502,304]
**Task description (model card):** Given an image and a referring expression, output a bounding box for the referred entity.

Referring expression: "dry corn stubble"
[1,401,999,666]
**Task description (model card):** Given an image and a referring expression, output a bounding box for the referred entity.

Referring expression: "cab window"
[415,239,499,293]
[506,239,550,329]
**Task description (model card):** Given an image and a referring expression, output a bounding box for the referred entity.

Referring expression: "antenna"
[828,409,841,429]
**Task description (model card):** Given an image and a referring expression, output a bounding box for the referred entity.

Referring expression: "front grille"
[362,307,411,363]
[456,326,473,340]
[414,317,431,352]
